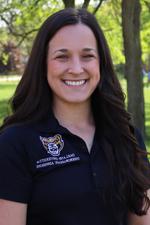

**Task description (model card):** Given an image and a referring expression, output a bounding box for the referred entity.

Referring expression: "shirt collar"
[30,113,69,134]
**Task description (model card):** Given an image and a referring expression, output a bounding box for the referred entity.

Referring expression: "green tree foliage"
[0,0,65,71]
[0,0,63,50]
[0,0,107,59]
[96,0,124,65]
[141,0,150,66]
[0,0,149,66]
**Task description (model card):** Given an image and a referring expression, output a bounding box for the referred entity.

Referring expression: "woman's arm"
[128,190,150,225]
[0,199,27,225]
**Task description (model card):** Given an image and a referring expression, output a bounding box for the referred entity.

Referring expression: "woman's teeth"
[64,80,86,86]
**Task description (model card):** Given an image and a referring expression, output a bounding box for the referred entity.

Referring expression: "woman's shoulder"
[0,123,34,144]
[0,122,39,159]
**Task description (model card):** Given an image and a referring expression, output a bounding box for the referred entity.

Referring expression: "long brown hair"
[1,8,150,216]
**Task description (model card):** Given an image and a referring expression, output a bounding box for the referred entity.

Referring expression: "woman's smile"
[62,79,87,86]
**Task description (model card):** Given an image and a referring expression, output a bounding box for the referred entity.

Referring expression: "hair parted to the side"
[0,8,149,217]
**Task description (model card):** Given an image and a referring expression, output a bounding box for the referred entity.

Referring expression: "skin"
[47,23,100,107]
[128,190,150,225]
[0,24,149,225]
[0,200,27,225]
[47,24,100,152]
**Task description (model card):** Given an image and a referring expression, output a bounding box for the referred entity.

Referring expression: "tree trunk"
[121,0,145,136]
[62,0,75,8]
[82,0,91,8]
[62,0,91,8]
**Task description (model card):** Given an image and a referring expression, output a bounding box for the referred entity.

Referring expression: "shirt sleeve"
[134,128,150,177]
[134,128,147,151]
[0,128,33,203]
[134,128,150,161]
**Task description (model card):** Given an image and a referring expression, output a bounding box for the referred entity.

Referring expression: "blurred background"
[0,0,149,150]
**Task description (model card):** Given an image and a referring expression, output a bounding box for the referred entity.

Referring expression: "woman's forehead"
[48,24,98,53]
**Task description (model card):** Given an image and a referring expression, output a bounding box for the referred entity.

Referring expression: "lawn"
[144,86,150,149]
[0,76,149,151]
[120,78,150,151]
[0,80,18,124]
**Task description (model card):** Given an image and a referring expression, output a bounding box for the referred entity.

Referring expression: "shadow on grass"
[145,102,150,151]
[145,102,150,122]
[145,125,150,147]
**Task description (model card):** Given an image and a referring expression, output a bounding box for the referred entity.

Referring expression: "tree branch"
[0,15,15,35]
[143,0,150,11]
[93,0,105,15]
[17,28,39,46]
[0,14,39,44]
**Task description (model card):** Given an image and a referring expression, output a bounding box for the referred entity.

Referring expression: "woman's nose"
[68,57,84,74]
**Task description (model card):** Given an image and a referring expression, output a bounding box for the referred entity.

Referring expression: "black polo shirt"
[0,115,146,225]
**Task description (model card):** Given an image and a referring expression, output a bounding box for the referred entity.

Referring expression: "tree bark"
[62,0,75,8]
[122,0,145,136]
[82,0,91,8]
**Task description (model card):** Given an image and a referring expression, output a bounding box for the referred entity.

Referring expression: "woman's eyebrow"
[52,48,97,55]
[82,48,97,52]
[53,49,68,54]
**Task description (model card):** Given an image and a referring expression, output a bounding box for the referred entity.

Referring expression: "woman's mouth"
[63,79,87,86]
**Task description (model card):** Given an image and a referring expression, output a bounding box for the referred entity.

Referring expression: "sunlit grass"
[120,78,150,151]
[0,81,18,124]
[144,86,150,151]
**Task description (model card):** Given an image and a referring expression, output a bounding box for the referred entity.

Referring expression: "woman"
[0,8,149,225]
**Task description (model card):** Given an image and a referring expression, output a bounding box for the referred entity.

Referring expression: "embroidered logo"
[40,134,64,156]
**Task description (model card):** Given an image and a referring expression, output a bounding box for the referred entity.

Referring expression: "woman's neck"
[53,100,95,153]
[53,100,94,129]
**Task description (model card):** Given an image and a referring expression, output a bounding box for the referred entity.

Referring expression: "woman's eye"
[56,55,68,59]
[83,55,95,59]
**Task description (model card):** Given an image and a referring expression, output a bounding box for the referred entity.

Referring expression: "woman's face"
[47,23,100,107]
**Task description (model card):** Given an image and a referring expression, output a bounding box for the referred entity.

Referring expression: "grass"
[120,78,150,151]
[144,87,150,151]
[0,81,18,124]
[0,76,149,151]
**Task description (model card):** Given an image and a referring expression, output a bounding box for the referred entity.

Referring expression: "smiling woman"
[0,7,150,225]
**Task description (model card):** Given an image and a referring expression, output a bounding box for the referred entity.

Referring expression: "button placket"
[88,155,98,190]
[93,172,97,177]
